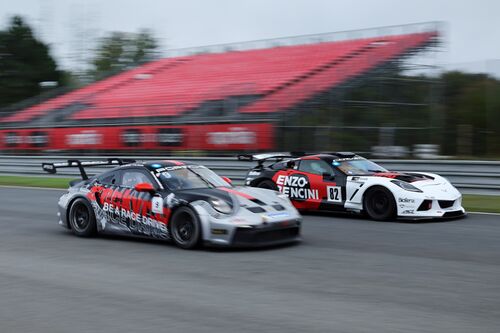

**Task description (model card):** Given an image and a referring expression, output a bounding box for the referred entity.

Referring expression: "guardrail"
[0,155,499,195]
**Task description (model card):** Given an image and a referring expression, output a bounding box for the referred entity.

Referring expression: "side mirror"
[135,182,155,193]
[222,176,232,185]
[322,172,335,180]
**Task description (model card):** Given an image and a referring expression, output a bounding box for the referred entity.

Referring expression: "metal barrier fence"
[0,155,499,195]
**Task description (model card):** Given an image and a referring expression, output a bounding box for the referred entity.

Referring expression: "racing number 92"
[327,186,342,203]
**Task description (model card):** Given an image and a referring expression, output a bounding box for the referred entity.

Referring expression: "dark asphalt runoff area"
[0,187,499,333]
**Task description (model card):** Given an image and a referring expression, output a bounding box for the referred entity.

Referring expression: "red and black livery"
[240,152,466,220]
[240,152,352,212]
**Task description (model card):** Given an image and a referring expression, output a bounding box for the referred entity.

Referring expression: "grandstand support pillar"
[329,88,345,151]
[276,115,285,152]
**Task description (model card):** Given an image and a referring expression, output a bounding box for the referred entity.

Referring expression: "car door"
[112,167,169,239]
[90,170,121,225]
[286,159,342,210]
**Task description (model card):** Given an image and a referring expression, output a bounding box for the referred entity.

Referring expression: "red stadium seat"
[0,32,436,122]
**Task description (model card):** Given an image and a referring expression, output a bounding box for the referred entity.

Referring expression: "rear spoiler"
[237,151,358,164]
[237,152,297,162]
[237,152,303,168]
[42,158,136,180]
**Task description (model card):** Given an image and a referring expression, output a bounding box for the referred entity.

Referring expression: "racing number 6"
[152,196,163,214]
[327,186,342,203]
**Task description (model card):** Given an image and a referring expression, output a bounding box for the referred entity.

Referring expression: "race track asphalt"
[0,187,499,333]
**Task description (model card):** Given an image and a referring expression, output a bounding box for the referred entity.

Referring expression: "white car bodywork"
[344,172,464,219]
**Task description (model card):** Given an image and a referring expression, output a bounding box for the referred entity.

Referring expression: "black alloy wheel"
[69,198,97,237]
[363,186,396,221]
[170,206,201,249]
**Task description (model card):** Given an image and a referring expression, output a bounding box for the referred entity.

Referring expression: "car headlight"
[391,180,423,193]
[209,198,232,214]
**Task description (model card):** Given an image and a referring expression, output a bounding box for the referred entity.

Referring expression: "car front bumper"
[201,214,302,248]
[397,195,466,219]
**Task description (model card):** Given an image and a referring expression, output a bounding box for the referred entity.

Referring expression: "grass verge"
[462,194,500,214]
[0,175,73,189]
[0,175,499,213]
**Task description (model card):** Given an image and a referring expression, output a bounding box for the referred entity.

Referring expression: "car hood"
[170,187,233,203]
[370,172,434,183]
[170,186,280,207]
[366,172,461,198]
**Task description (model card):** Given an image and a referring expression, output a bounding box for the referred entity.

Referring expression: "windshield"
[157,165,230,190]
[335,158,387,176]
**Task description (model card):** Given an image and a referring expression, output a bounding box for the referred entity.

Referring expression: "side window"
[119,170,154,188]
[298,160,333,176]
[271,161,289,170]
[272,160,296,170]
[97,172,118,186]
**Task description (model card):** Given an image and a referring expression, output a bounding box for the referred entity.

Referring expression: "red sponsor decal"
[88,185,171,225]
[372,172,399,179]
[272,171,325,211]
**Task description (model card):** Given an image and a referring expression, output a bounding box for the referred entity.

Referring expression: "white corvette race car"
[242,152,466,220]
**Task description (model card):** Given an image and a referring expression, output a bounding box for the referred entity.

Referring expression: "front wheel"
[363,186,396,221]
[170,206,202,249]
[68,198,97,237]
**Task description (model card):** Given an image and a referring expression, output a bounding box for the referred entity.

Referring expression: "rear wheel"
[69,198,97,237]
[257,179,278,190]
[363,186,396,221]
[170,207,201,249]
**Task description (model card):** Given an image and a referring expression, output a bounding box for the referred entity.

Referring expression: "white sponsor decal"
[66,130,103,146]
[154,165,204,174]
[276,175,307,187]
[4,133,48,145]
[121,132,183,144]
[327,186,342,202]
[276,175,319,200]
[207,127,256,145]
[151,197,163,214]
[165,193,180,208]
[101,202,168,236]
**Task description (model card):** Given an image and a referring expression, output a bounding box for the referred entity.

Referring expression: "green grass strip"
[0,175,73,189]
[462,194,500,214]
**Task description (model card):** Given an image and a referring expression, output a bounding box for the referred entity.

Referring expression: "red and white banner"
[0,123,274,151]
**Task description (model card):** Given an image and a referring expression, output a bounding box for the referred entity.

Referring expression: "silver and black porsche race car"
[42,159,301,249]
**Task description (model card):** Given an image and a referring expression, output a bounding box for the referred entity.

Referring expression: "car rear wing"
[42,158,136,180]
[237,153,294,162]
[237,152,302,167]
[237,151,358,166]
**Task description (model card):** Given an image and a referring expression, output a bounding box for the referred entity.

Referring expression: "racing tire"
[257,179,278,191]
[170,206,202,250]
[68,198,97,237]
[363,186,396,221]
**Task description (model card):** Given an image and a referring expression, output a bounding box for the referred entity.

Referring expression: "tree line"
[0,15,158,110]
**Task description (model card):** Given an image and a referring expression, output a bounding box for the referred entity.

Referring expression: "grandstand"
[0,23,441,152]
